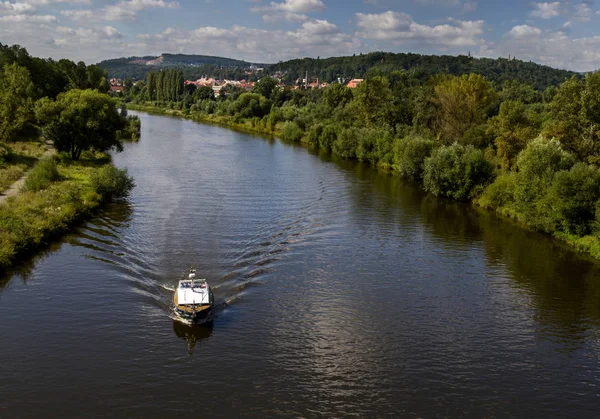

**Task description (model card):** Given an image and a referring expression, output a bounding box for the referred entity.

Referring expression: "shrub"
[23,157,61,192]
[477,173,516,209]
[540,163,600,235]
[513,137,574,209]
[333,127,360,159]
[423,143,494,200]
[319,125,337,151]
[306,124,323,147]
[90,164,135,200]
[281,121,304,142]
[393,136,434,180]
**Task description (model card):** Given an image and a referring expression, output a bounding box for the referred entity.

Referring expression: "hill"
[98,53,258,80]
[267,52,579,90]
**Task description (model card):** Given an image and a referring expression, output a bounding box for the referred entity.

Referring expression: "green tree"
[352,76,394,127]
[322,83,353,109]
[432,74,497,143]
[544,73,600,164]
[488,100,539,169]
[253,77,278,99]
[423,142,493,200]
[35,89,126,160]
[0,63,35,142]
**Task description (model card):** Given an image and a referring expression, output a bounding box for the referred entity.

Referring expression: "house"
[347,79,364,89]
[109,85,123,93]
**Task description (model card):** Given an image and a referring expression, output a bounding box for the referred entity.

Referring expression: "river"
[2,112,600,417]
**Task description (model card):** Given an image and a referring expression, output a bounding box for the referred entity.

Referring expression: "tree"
[544,73,600,164]
[352,76,394,127]
[35,89,126,160]
[0,63,35,142]
[488,100,539,169]
[432,73,497,143]
[253,76,278,99]
[322,83,353,109]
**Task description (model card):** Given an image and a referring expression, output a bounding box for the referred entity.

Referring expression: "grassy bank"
[0,152,133,273]
[127,102,600,261]
[0,140,48,192]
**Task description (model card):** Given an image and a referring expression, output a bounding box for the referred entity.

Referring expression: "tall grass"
[23,157,61,192]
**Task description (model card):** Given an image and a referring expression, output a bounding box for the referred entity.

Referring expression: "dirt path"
[0,142,56,205]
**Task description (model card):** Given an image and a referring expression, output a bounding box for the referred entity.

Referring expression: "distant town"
[108,74,364,95]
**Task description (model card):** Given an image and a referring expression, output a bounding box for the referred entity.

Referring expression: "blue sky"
[0,0,599,71]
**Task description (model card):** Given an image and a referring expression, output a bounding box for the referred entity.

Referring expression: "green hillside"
[268,52,579,90]
[98,53,256,80]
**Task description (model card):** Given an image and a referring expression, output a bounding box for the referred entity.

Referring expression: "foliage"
[90,164,135,200]
[513,137,575,209]
[23,157,61,192]
[281,121,304,142]
[393,136,434,180]
[0,63,35,142]
[253,77,278,99]
[544,73,600,164]
[423,143,493,200]
[432,74,498,143]
[35,89,126,160]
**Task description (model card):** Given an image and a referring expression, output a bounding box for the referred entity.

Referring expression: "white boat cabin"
[177,279,210,305]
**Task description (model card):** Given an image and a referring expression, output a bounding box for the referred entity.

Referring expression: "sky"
[0,0,599,71]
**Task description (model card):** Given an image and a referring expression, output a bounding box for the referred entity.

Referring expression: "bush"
[333,127,360,159]
[477,173,516,209]
[306,124,323,147]
[393,136,434,180]
[90,164,135,200]
[319,125,337,151]
[23,157,61,192]
[281,121,304,143]
[423,143,494,200]
[540,163,600,235]
[513,137,574,210]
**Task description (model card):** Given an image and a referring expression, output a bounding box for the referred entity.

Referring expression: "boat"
[173,269,215,325]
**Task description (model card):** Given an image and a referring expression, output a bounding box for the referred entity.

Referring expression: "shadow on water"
[172,320,213,355]
[0,200,135,291]
[333,157,600,349]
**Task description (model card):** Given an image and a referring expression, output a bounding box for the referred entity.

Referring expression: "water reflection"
[172,320,213,355]
[0,200,134,292]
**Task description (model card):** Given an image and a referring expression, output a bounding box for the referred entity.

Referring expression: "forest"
[98,53,256,81]
[99,51,577,92]
[267,52,578,91]
[125,63,600,258]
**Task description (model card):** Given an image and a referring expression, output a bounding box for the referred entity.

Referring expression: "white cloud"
[530,2,561,19]
[60,0,179,22]
[356,11,412,31]
[482,26,600,71]
[261,11,308,22]
[252,0,324,22]
[0,2,36,13]
[104,0,179,21]
[0,13,55,21]
[269,0,325,12]
[574,2,593,21]
[506,24,542,39]
[60,9,92,20]
[356,11,484,47]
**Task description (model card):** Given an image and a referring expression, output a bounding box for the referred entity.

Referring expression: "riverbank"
[126,103,600,261]
[0,152,133,273]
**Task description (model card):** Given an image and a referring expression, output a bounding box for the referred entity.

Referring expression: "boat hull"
[173,305,215,325]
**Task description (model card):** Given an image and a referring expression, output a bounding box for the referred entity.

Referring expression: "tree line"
[125,65,600,256]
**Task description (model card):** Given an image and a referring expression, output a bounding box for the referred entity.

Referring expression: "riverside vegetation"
[124,66,600,259]
[0,44,139,272]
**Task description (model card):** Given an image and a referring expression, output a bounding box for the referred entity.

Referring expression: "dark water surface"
[2,112,600,417]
